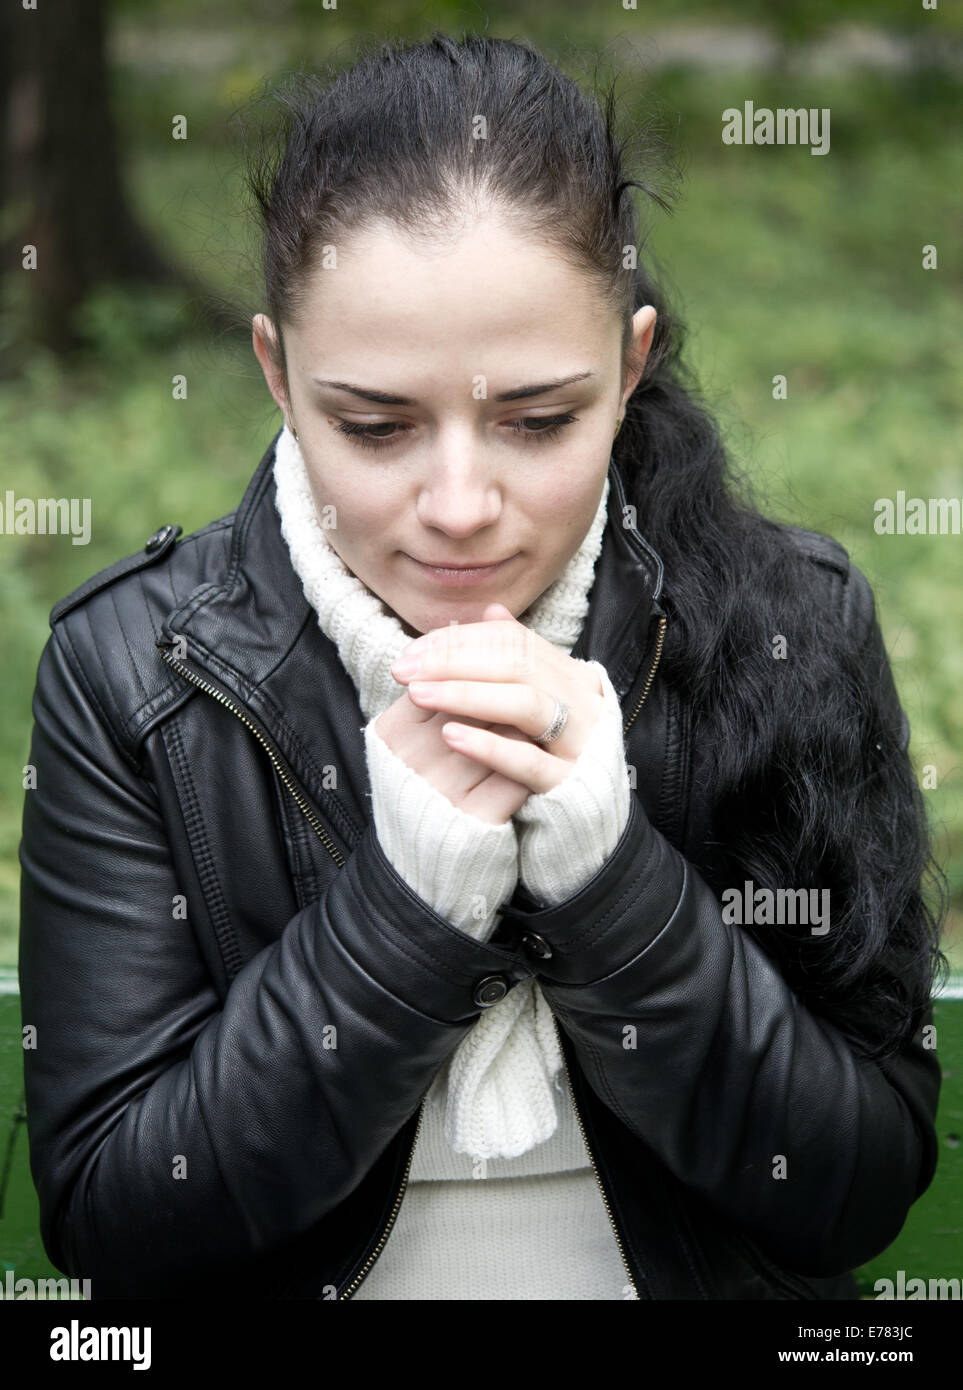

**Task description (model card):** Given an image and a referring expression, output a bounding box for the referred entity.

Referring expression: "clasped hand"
[373,602,605,826]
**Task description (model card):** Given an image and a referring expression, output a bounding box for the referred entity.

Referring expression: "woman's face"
[253,215,656,639]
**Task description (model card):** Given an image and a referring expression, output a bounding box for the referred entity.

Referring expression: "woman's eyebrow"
[310,371,595,405]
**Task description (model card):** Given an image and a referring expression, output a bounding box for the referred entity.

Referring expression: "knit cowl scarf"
[271,423,610,1160]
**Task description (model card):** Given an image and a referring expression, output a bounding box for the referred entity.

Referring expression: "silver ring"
[534,696,569,745]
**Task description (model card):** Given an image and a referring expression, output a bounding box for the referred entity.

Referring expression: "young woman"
[18,33,947,1301]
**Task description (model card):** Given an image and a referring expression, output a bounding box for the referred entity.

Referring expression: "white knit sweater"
[272,424,635,1297]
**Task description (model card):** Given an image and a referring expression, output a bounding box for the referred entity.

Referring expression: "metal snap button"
[521,932,553,960]
[145,524,176,554]
[472,975,509,1007]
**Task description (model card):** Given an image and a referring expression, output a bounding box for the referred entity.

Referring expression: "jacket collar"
[160,430,664,832]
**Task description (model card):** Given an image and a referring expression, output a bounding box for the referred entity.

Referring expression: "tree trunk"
[1,0,236,360]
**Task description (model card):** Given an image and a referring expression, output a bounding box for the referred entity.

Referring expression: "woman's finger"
[440,721,570,794]
[391,619,546,684]
[407,678,574,744]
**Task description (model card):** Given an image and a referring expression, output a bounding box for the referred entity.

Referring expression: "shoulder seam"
[48,515,235,628]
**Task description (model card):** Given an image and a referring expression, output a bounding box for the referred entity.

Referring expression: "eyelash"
[334,414,578,451]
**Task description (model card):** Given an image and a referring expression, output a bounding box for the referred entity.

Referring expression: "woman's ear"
[252,313,290,415]
[620,305,657,410]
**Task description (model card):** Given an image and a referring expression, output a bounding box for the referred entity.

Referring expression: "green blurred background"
[0,0,960,1297]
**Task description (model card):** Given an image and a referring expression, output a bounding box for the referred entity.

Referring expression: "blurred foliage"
[71,285,195,358]
[108,0,963,40]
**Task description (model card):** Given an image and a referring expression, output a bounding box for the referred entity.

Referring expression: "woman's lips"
[406,554,515,587]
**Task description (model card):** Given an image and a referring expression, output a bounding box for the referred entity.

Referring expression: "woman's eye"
[335,420,402,449]
[507,414,578,442]
[334,414,578,451]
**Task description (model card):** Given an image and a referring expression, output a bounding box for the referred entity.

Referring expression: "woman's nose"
[415,453,502,536]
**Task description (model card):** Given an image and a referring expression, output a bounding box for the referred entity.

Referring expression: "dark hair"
[241,32,948,1060]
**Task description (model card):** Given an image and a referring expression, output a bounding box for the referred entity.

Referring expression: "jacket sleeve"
[18,623,537,1298]
[497,569,943,1279]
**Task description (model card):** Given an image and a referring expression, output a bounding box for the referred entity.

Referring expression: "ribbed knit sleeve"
[363,718,519,941]
[515,661,630,908]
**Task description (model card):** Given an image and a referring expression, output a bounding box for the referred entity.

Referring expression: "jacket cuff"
[329,820,536,1025]
[363,717,519,939]
[496,793,684,986]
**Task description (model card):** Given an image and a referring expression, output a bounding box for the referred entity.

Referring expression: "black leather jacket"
[18,430,941,1300]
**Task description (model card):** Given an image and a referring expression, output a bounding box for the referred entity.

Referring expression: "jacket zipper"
[156,644,345,869]
[623,614,666,734]
[338,1098,427,1299]
[552,1014,644,1299]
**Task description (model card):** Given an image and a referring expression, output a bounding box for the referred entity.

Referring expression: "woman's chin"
[394,602,480,639]
[393,589,526,639]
